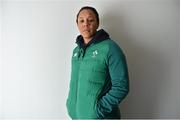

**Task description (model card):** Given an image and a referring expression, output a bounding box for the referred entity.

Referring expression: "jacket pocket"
[95,100,121,119]
[95,100,104,118]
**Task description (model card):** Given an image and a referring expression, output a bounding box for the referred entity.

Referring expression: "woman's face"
[77,9,99,41]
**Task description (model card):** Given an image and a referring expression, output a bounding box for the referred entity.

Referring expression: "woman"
[66,6,129,119]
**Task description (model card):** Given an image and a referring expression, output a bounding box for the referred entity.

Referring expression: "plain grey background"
[0,0,180,119]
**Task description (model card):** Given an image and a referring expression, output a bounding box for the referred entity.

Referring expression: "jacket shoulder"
[72,46,79,52]
[107,39,124,55]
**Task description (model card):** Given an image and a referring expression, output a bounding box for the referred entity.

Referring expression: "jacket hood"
[76,29,110,49]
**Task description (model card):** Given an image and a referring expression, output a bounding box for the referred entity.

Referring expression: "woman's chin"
[82,35,92,39]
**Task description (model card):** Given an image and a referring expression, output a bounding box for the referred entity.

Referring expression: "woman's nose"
[83,20,90,26]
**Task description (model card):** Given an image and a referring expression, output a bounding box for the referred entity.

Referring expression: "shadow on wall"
[101,10,171,118]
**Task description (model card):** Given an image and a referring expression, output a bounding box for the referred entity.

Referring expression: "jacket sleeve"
[97,41,129,118]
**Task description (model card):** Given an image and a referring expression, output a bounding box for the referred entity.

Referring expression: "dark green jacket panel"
[97,40,129,118]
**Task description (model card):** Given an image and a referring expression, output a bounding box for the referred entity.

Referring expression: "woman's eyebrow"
[78,16,94,19]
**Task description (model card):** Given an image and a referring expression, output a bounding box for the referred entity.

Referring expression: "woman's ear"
[96,23,99,29]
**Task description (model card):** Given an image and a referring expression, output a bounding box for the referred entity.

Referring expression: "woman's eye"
[79,20,84,23]
[78,19,95,24]
[89,19,94,22]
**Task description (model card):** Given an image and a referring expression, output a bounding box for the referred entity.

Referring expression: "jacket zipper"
[75,48,84,114]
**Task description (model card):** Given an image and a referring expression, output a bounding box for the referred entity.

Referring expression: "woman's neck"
[83,37,92,45]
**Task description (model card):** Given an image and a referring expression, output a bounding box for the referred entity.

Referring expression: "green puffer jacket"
[66,29,129,119]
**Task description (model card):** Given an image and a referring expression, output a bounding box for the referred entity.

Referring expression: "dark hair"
[76,6,99,24]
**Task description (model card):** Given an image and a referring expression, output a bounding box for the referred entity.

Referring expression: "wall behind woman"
[1,0,179,119]
[0,1,3,118]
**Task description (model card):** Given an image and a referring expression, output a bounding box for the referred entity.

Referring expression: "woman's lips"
[83,29,90,32]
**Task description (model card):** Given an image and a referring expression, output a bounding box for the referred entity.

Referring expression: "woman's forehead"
[78,9,96,18]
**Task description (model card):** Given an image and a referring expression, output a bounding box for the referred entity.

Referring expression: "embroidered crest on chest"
[92,50,98,58]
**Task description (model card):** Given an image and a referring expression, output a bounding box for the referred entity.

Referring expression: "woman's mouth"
[83,29,90,32]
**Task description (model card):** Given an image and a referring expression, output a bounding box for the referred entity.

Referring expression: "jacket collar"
[76,29,110,49]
